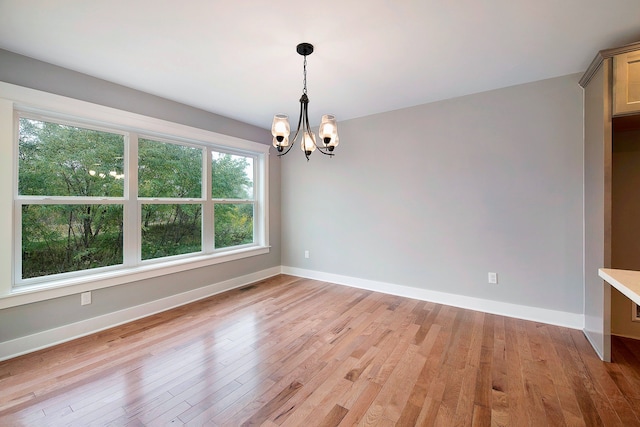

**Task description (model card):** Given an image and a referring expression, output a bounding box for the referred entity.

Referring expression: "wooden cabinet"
[580,41,640,361]
[613,50,640,116]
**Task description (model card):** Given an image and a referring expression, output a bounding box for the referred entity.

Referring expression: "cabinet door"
[613,50,640,116]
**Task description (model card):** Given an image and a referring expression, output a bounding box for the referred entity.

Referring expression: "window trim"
[0,82,270,309]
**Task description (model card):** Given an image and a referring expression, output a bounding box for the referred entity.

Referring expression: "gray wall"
[282,74,584,315]
[0,49,264,143]
[0,48,586,344]
[0,49,281,342]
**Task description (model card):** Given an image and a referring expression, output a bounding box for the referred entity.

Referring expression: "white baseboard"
[0,266,281,362]
[282,266,585,330]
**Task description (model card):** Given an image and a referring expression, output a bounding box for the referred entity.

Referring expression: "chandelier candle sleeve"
[271,42,339,160]
[302,132,317,155]
[319,114,339,150]
[271,114,290,150]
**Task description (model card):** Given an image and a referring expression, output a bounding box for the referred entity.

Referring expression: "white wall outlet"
[304,250,310,259]
[488,272,498,284]
[81,291,92,305]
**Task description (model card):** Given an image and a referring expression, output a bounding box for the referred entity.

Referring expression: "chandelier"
[271,43,339,160]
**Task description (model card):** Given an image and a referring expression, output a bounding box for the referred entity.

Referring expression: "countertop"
[599,268,640,306]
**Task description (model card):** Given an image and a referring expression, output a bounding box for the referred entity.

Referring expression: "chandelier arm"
[291,95,306,144]
[303,105,334,157]
[277,120,299,156]
[315,146,335,156]
[277,94,306,157]
[277,140,295,157]
[303,102,313,141]
[302,99,316,161]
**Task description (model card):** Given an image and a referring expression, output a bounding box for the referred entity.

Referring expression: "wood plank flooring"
[1,274,640,426]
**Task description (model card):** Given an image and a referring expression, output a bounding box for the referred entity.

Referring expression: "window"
[10,100,268,292]
[138,138,204,260]
[211,151,255,249]
[18,117,126,279]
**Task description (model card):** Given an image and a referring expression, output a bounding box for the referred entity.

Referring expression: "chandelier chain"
[303,56,308,94]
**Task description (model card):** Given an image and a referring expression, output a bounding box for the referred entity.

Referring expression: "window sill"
[0,245,270,309]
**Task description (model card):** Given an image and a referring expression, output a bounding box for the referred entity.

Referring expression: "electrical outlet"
[304,250,310,259]
[488,272,498,284]
[81,291,92,305]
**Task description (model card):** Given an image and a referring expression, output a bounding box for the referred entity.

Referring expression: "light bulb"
[271,114,290,142]
[301,132,317,155]
[319,114,338,146]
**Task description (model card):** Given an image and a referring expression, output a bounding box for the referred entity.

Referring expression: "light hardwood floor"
[1,274,640,426]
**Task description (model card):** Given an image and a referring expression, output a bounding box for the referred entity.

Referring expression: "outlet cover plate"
[81,291,92,305]
[488,272,498,284]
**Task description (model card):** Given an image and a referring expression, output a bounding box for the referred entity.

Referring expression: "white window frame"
[16,112,130,281]
[0,82,270,309]
[209,147,258,251]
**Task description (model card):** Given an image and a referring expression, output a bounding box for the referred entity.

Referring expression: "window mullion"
[258,153,268,247]
[202,147,213,253]
[123,132,138,267]
[13,201,23,286]
[9,103,20,273]
[250,155,260,247]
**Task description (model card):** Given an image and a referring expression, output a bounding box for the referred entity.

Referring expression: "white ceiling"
[1,1,640,130]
